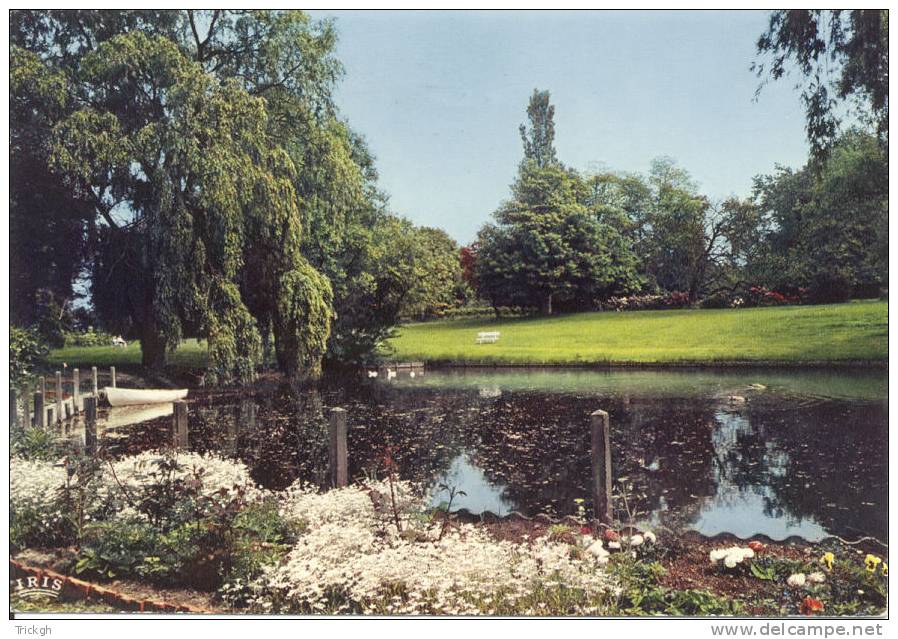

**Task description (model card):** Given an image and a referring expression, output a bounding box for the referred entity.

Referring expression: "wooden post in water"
[54,371,63,424]
[10,388,18,428]
[84,396,98,454]
[590,409,613,524]
[173,400,188,449]
[328,407,349,488]
[73,368,81,413]
[33,391,45,428]
[110,366,117,388]
[91,367,98,396]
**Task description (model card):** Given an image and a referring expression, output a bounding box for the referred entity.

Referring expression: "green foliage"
[64,327,115,347]
[754,10,888,159]
[749,562,776,581]
[9,44,93,329]
[273,265,334,382]
[32,290,68,349]
[14,28,335,382]
[477,162,642,315]
[10,503,68,550]
[11,10,383,377]
[219,500,304,607]
[9,325,48,385]
[519,89,557,169]
[752,130,887,302]
[75,519,161,579]
[400,227,467,320]
[611,556,743,616]
[11,426,64,461]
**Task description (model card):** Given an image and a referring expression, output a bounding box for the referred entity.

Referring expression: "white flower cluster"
[256,482,618,614]
[10,457,70,533]
[787,572,826,588]
[111,450,264,501]
[709,546,755,569]
[11,451,264,526]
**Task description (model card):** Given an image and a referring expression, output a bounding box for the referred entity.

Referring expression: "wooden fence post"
[173,400,188,449]
[84,396,98,454]
[46,406,56,427]
[328,407,349,488]
[73,368,81,413]
[22,385,31,430]
[40,376,46,398]
[590,409,613,524]
[55,371,63,423]
[110,366,117,388]
[33,391,45,429]
[91,367,98,396]
[10,388,18,428]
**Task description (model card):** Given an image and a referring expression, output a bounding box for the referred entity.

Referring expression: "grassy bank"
[385,300,887,366]
[47,338,207,369]
[46,301,887,370]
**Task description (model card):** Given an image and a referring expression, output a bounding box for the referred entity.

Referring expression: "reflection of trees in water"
[609,399,718,528]
[711,400,888,541]
[111,382,887,541]
[418,393,720,520]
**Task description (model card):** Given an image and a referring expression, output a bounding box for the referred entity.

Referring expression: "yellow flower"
[821,552,835,572]
[882,562,888,577]
[865,554,881,573]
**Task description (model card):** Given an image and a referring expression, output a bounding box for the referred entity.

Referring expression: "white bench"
[475,331,501,344]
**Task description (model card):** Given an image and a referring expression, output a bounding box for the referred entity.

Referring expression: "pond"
[97,367,888,544]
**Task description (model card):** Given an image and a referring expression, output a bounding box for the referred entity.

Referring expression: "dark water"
[107,368,888,543]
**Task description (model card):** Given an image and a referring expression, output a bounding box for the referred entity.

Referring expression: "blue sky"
[309,10,811,244]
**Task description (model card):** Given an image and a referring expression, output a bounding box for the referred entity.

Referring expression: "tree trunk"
[140,323,168,372]
[540,293,553,316]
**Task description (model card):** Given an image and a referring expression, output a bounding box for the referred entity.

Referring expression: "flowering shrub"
[10,458,71,547]
[605,292,692,312]
[10,452,264,548]
[744,286,804,307]
[247,481,618,614]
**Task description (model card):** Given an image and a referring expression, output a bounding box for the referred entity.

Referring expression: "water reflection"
[428,453,516,516]
[98,368,887,542]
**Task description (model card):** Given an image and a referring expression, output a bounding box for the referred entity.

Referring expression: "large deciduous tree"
[21,32,332,382]
[477,90,641,315]
[11,9,418,373]
[477,162,641,315]
[751,130,888,302]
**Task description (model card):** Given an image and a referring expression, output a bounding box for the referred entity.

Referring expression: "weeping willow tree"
[28,32,331,383]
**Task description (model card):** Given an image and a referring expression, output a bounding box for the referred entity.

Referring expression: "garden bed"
[9,446,888,616]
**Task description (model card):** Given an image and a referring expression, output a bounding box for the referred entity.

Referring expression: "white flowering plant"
[12,450,278,589]
[709,546,756,570]
[238,481,620,615]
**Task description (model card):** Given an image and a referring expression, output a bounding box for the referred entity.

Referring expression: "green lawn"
[46,301,887,369]
[385,300,888,366]
[48,338,208,369]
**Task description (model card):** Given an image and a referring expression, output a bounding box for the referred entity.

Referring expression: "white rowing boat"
[104,386,189,407]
